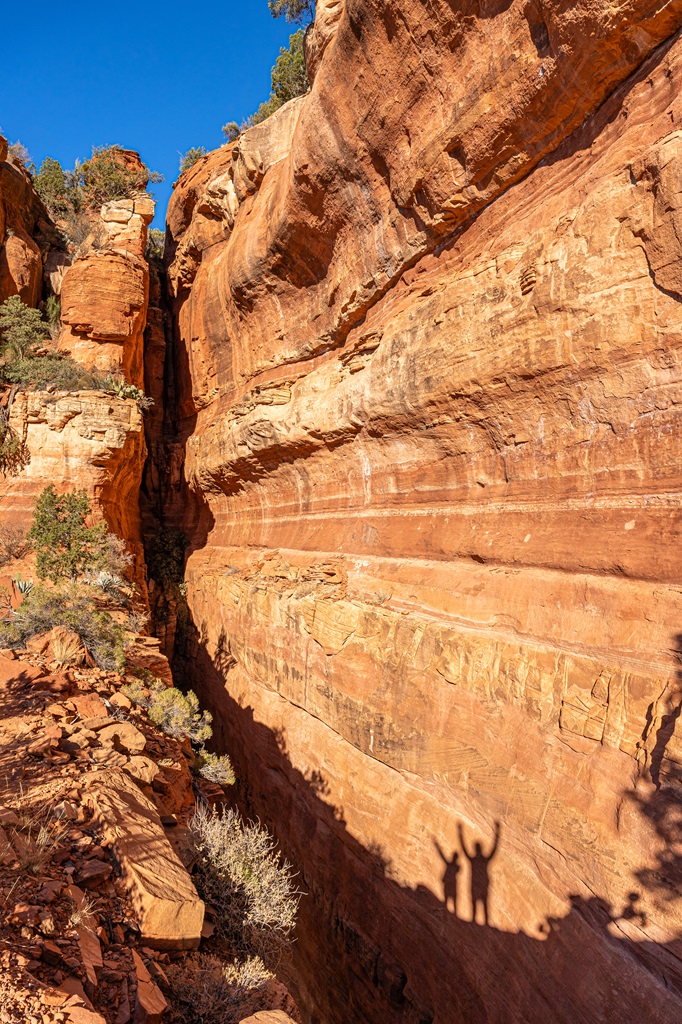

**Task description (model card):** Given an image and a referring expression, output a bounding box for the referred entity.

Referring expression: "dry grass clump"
[190,803,300,970]
[164,953,272,1024]
[10,807,67,875]
[67,893,99,928]
[50,626,86,668]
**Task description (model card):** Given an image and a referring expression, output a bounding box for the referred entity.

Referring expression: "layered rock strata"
[59,195,155,386]
[0,390,147,577]
[164,4,682,1024]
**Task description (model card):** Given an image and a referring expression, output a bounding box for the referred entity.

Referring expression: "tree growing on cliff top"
[226,29,309,136]
[33,146,163,220]
[268,0,314,23]
[179,147,208,175]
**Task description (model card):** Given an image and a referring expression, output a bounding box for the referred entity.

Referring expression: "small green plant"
[0,585,127,669]
[100,373,154,410]
[0,296,49,359]
[194,749,236,787]
[190,803,300,969]
[179,147,208,174]
[27,485,111,583]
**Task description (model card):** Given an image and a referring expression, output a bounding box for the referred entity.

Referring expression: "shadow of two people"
[434,821,501,924]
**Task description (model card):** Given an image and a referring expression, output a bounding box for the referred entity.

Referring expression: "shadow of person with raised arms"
[459,821,501,926]
[433,838,461,916]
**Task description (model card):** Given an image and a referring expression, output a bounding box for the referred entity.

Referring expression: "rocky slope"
[162,3,682,1023]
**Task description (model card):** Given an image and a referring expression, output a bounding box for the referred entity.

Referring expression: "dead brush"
[164,953,272,1024]
[189,803,301,971]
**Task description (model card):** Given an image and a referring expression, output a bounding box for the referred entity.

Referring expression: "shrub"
[179,147,208,174]
[0,585,127,670]
[164,952,271,1024]
[147,528,187,590]
[194,749,236,787]
[221,122,240,143]
[190,803,300,968]
[0,296,49,359]
[44,295,61,339]
[33,157,71,218]
[50,628,86,668]
[27,485,111,583]
[0,525,29,564]
[2,354,101,391]
[0,428,30,476]
[223,28,309,135]
[31,147,163,229]
[122,674,213,743]
[268,0,314,23]
[8,141,31,167]
[76,146,163,210]
[10,811,67,875]
[148,687,213,744]
[146,227,165,260]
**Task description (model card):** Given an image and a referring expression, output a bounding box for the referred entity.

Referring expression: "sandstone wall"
[59,196,155,387]
[0,136,52,307]
[165,4,682,1023]
[0,390,147,577]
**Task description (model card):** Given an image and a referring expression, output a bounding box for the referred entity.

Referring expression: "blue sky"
[0,1,297,226]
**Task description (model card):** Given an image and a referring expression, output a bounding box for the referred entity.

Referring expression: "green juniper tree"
[0,296,49,359]
[268,0,314,22]
[179,147,208,174]
[27,485,110,583]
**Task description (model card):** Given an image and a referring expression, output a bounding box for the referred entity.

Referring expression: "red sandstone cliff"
[0,137,53,307]
[162,3,682,1023]
[0,158,154,585]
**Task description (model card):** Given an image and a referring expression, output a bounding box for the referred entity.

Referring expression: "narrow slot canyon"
[3,2,682,1022]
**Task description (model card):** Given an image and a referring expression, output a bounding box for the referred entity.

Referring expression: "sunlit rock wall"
[165,3,682,1022]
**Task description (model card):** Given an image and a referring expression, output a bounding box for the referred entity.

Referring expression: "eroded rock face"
[165,5,682,1024]
[59,196,154,385]
[0,390,146,577]
[0,137,52,305]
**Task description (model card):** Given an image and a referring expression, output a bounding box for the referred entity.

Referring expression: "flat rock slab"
[97,721,146,754]
[85,767,204,949]
[239,1013,299,1024]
